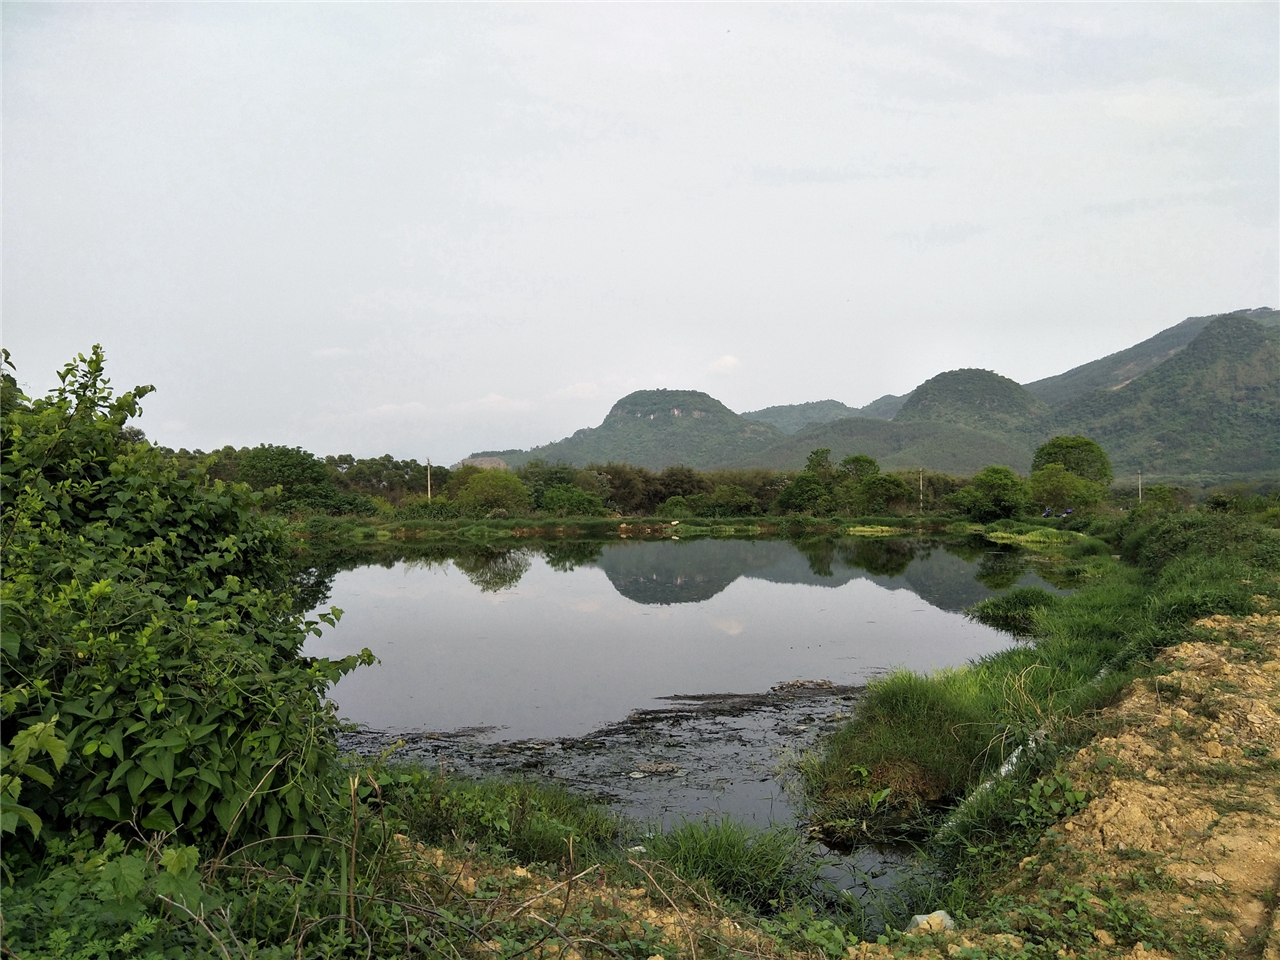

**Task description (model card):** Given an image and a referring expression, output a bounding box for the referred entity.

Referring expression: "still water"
[305,538,1059,741]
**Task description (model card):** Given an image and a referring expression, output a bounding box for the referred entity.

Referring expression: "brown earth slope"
[853,597,1280,959]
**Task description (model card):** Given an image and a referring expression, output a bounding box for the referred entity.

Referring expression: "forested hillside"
[1050,314,1280,477]
[470,310,1279,481]
[1024,306,1280,406]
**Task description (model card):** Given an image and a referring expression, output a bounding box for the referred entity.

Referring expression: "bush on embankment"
[803,509,1279,845]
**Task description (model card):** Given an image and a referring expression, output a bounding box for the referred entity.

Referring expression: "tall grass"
[644,817,821,912]
[804,511,1280,847]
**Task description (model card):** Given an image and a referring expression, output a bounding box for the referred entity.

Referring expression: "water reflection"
[295,537,1050,616]
[302,536,1064,739]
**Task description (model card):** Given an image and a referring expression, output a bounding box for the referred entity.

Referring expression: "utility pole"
[427,459,432,501]
[1138,468,1142,504]
[919,467,924,514]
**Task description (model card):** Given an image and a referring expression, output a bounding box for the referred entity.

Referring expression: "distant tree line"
[136,431,1220,523]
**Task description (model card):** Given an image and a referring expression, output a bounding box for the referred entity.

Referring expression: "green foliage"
[1,347,372,847]
[949,466,1027,522]
[452,470,532,517]
[839,454,880,481]
[1032,435,1113,486]
[540,483,607,517]
[385,769,617,865]
[775,472,831,515]
[1,716,68,836]
[1028,463,1105,513]
[645,817,821,911]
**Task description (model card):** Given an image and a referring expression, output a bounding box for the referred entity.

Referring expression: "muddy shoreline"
[340,680,864,829]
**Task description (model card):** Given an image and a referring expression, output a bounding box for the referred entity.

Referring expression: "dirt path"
[854,597,1280,959]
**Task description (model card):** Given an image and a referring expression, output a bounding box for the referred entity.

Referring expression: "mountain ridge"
[472,309,1279,480]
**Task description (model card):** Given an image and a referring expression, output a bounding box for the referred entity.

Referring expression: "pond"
[305,537,1063,836]
[306,537,1054,740]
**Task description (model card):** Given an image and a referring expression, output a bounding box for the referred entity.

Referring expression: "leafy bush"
[1,348,372,848]
[949,466,1027,522]
[540,483,607,517]
[452,470,532,517]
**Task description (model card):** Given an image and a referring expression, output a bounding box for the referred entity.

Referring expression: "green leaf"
[141,807,177,831]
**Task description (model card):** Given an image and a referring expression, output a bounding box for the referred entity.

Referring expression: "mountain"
[479,389,784,471]
[742,396,905,433]
[858,393,909,420]
[742,399,860,434]
[1050,314,1280,478]
[892,369,1046,437]
[471,309,1279,482]
[1024,307,1280,407]
[744,418,1035,475]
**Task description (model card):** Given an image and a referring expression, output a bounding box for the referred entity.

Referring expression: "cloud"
[365,401,429,420]
[713,618,745,636]
[709,355,740,373]
[448,393,534,413]
[551,381,600,400]
[311,347,352,358]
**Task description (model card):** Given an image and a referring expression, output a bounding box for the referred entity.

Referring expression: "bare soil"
[853,597,1280,959]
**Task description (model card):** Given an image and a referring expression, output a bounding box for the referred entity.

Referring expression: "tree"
[839,454,880,482]
[1028,463,1104,513]
[805,448,835,481]
[453,470,533,517]
[774,473,831,514]
[541,483,606,517]
[949,465,1027,522]
[1032,436,1113,486]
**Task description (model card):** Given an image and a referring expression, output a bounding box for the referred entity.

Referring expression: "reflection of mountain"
[593,539,1059,612]
[593,541,780,604]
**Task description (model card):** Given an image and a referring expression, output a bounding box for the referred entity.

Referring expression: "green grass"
[644,817,822,912]
[803,511,1277,849]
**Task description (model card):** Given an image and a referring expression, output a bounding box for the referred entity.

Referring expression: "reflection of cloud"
[709,355,740,373]
[713,618,745,636]
[312,347,352,358]
[571,599,603,613]
[552,382,600,400]
[449,393,533,413]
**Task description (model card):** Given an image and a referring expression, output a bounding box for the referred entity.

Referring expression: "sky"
[5,3,1278,464]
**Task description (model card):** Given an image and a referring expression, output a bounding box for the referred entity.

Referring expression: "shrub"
[453,470,532,517]
[1,348,371,849]
[540,483,607,517]
[949,466,1027,522]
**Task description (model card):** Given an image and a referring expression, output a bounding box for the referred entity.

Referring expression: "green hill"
[484,389,784,470]
[893,368,1047,437]
[1024,307,1280,406]
[858,393,909,420]
[472,310,1278,483]
[742,399,861,434]
[742,417,1034,475]
[1049,315,1280,479]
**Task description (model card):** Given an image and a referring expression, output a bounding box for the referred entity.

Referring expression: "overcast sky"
[5,3,1277,463]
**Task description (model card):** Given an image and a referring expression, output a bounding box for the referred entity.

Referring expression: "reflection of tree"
[798,541,834,577]
[940,536,992,563]
[975,547,1026,590]
[541,541,604,572]
[289,544,457,612]
[835,538,916,577]
[454,548,533,592]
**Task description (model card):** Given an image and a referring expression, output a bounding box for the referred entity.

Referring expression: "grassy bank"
[800,507,1280,950]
